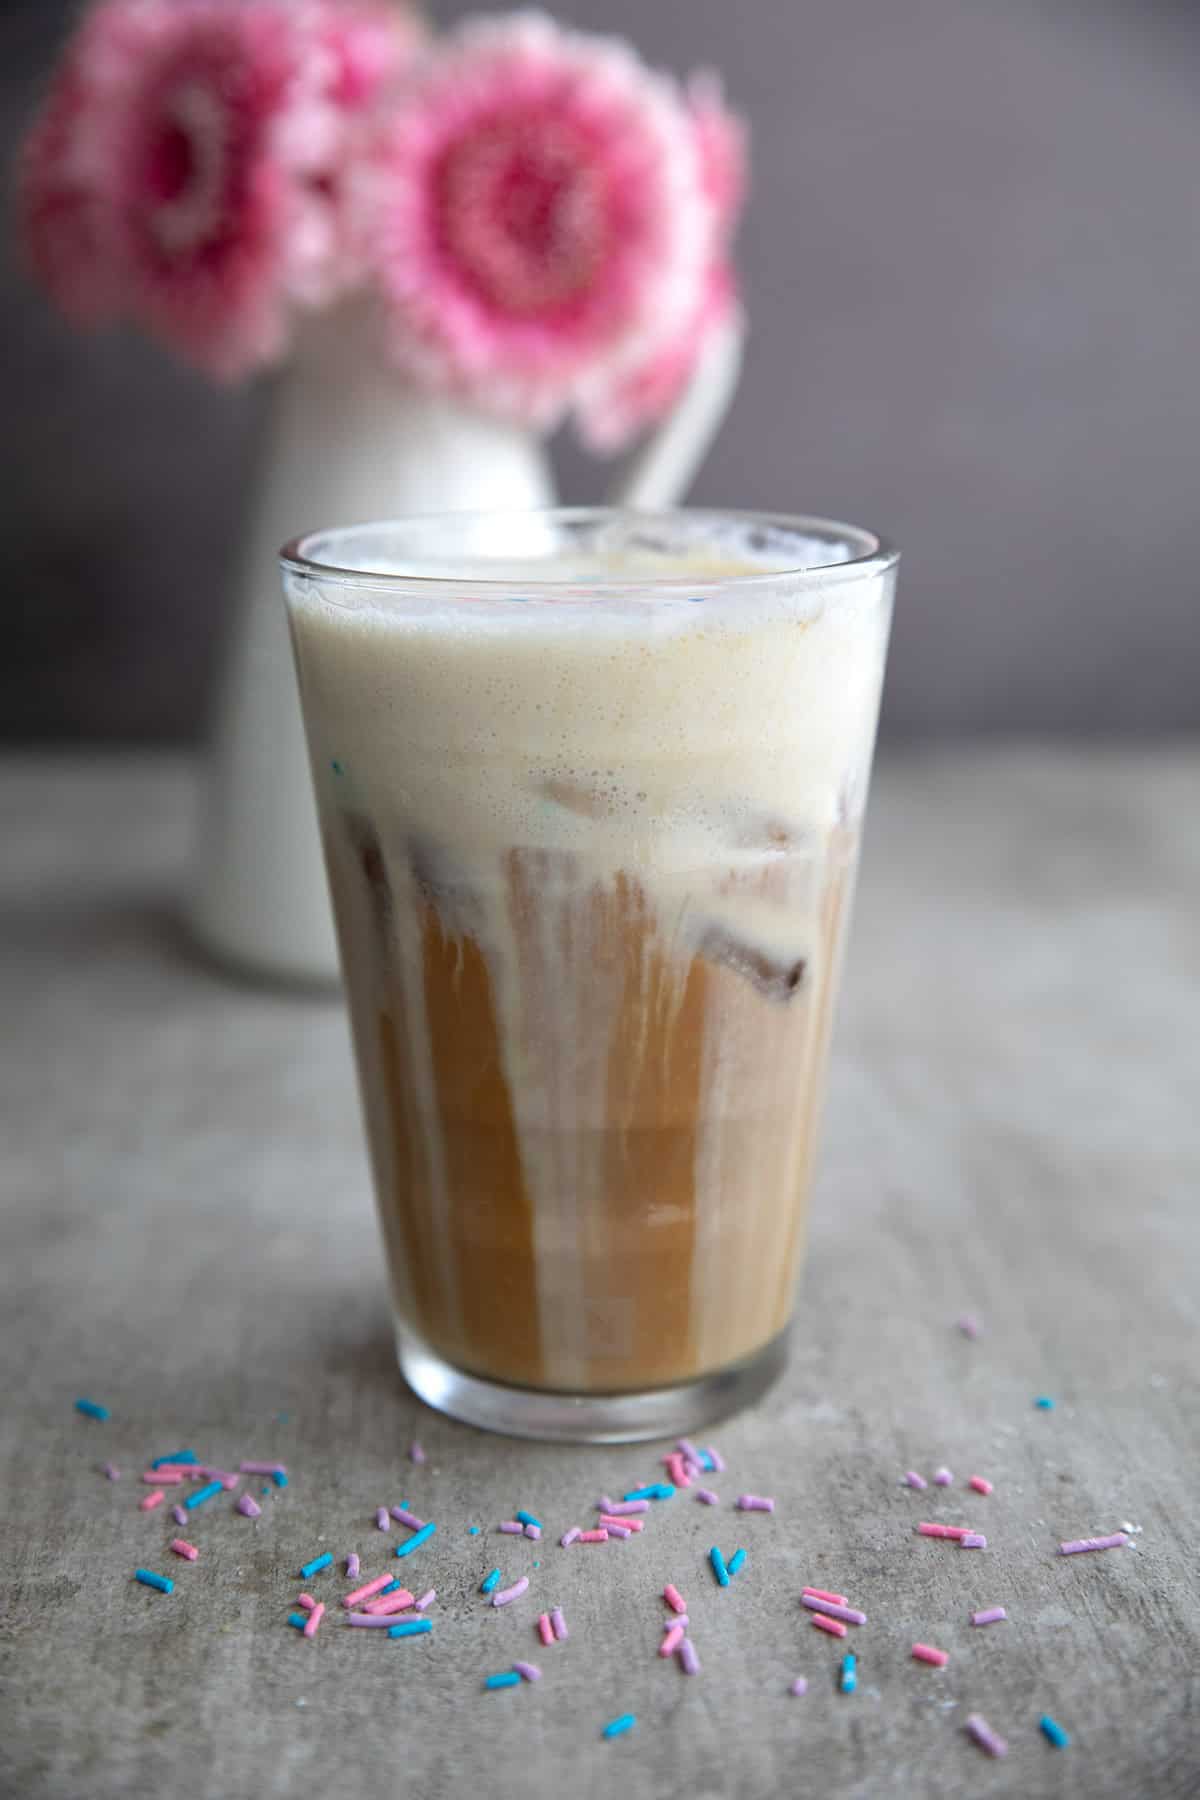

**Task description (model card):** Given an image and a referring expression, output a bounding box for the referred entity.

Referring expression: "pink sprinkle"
[102,1462,120,1481]
[812,1612,847,1638]
[660,1624,685,1657]
[550,1607,567,1641]
[678,1638,701,1675]
[491,1577,530,1608]
[603,1520,632,1539]
[801,1596,867,1626]
[392,1508,425,1530]
[240,1461,286,1477]
[171,1504,188,1527]
[153,1465,201,1480]
[560,1529,581,1548]
[666,1453,691,1489]
[917,1522,970,1539]
[602,1499,650,1516]
[513,1661,542,1682]
[345,1612,407,1628]
[346,1554,360,1579]
[579,1529,608,1544]
[343,1572,393,1608]
[499,1521,524,1535]
[737,1494,775,1512]
[375,1508,391,1531]
[142,1470,183,1485]
[169,1539,199,1561]
[414,1589,436,1611]
[524,1523,541,1540]
[194,1468,240,1489]
[971,1607,1007,1626]
[695,1489,720,1506]
[139,1489,165,1512]
[968,1475,993,1496]
[912,1642,949,1667]
[537,1614,554,1646]
[802,1587,848,1606]
[965,1714,1008,1758]
[408,1440,426,1464]
[961,1533,988,1549]
[303,1601,325,1639]
[363,1588,417,1616]
[236,1493,261,1519]
[903,1471,928,1490]
[663,1584,686,1615]
[706,1447,726,1473]
[599,1514,643,1533]
[298,1595,316,1610]
[1059,1533,1129,1555]
[957,1315,981,1339]
[933,1467,954,1486]
[789,1676,808,1697]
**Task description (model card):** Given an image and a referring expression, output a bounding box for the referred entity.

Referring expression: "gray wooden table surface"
[1,750,1197,1800]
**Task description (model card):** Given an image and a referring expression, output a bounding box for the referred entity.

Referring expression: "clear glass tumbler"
[282,509,896,1440]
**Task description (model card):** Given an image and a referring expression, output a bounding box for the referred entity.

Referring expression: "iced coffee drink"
[283,510,896,1439]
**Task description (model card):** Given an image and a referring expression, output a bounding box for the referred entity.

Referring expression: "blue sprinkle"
[395,1521,436,1558]
[275,1412,289,1423]
[261,1486,270,1495]
[1035,1396,1055,1409]
[299,1552,333,1580]
[481,1568,502,1594]
[288,1613,308,1632]
[388,1618,433,1639]
[185,1481,224,1510]
[533,1561,540,1568]
[135,1569,173,1594]
[687,596,706,604]
[515,1510,542,1529]
[506,596,532,604]
[273,1470,288,1487]
[699,1450,715,1471]
[709,1547,730,1588]
[840,1653,857,1694]
[151,1449,196,1467]
[623,1484,674,1502]
[74,1398,110,1421]
[602,1714,637,1740]
[485,1670,521,1689]
[1039,1715,1070,1748]
[727,1548,747,1577]
[468,1526,480,1535]
[379,1579,402,1596]
[330,760,343,776]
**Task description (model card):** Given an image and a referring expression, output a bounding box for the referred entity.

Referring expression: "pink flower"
[362,11,710,430]
[688,71,748,251]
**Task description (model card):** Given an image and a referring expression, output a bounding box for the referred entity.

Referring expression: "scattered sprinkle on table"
[169,1539,199,1561]
[840,1653,857,1693]
[918,1522,970,1539]
[468,1527,480,1536]
[660,1623,685,1657]
[968,1475,993,1496]
[709,1547,730,1587]
[602,1714,637,1739]
[524,1523,541,1540]
[1035,1396,1055,1409]
[139,1490,165,1512]
[344,1573,394,1608]
[345,1554,360,1578]
[537,1614,554,1645]
[272,1470,288,1488]
[414,1589,436,1612]
[961,1533,987,1549]
[727,1549,747,1577]
[903,1471,928,1489]
[789,1676,808,1697]
[600,1513,642,1534]
[604,1499,650,1516]
[491,1577,529,1608]
[152,1450,196,1467]
[965,1714,1008,1759]
[933,1468,954,1486]
[499,1521,523,1535]
[515,1510,541,1529]
[240,1461,286,1478]
[579,1529,608,1544]
[142,1470,182,1485]
[392,1508,424,1530]
[345,1613,406,1628]
[287,1613,308,1631]
[560,1529,581,1548]
[395,1522,437,1557]
[388,1618,432,1638]
[1039,1714,1071,1748]
[481,1569,502,1594]
[408,1441,426,1464]
[513,1661,541,1682]
[135,1569,172,1594]
[171,1504,188,1527]
[678,1639,701,1675]
[303,1602,325,1639]
[102,1462,120,1481]
[185,1481,224,1511]
[485,1670,521,1690]
[957,1315,981,1339]
[971,1606,1007,1626]
[624,1484,673,1502]
[812,1613,847,1638]
[912,1643,948,1667]
[737,1494,775,1512]
[550,1606,567,1641]
[1059,1533,1128,1555]
[803,1587,848,1605]
[802,1597,866,1626]
[375,1507,390,1531]
[707,1448,726,1472]
[75,1398,109,1421]
[664,1584,686,1614]
[236,1494,261,1519]
[695,1488,720,1506]
[299,1553,333,1580]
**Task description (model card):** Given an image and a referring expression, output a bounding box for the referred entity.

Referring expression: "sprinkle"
[1035,1396,1055,1410]
[485,1670,521,1690]
[345,1554,360,1578]
[961,1533,988,1549]
[727,1549,747,1577]
[660,1624,685,1657]
[142,1470,183,1485]
[599,1514,643,1533]
[579,1529,608,1544]
[344,1573,394,1608]
[560,1529,581,1548]
[388,1618,432,1638]
[469,1526,480,1535]
[706,1447,726,1472]
[802,1596,867,1625]
[840,1653,857,1693]
[481,1569,502,1594]
[152,1450,196,1467]
[737,1495,775,1512]
[623,1485,673,1502]
[596,1496,615,1512]
[239,1461,286,1478]
[965,1714,1008,1758]
[499,1521,523,1535]
[185,1481,224,1511]
[135,1570,172,1594]
[151,1466,201,1480]
[1059,1533,1128,1554]
[698,1452,715,1472]
[903,1471,928,1489]
[362,1589,417,1616]
[933,1468,954,1486]
[602,1500,650,1516]
[414,1589,436,1611]
[408,1440,426,1464]
[378,1579,402,1595]
[802,1588,848,1605]
[677,1438,702,1463]
[345,1613,411,1627]
[139,1490,165,1512]
[968,1475,993,1496]
[812,1613,847,1638]
[709,1547,730,1587]
[194,1468,241,1490]
[513,1661,542,1682]
[298,1552,332,1580]
[602,1713,637,1738]
[678,1639,701,1676]
[516,1510,542,1529]
[524,1524,542,1540]
[171,1505,187,1526]
[666,1453,691,1488]
[391,1508,425,1530]
[603,1521,632,1539]
[550,1606,567,1641]
[273,1470,288,1488]
[912,1643,948,1667]
[102,1462,120,1481]
[297,1595,316,1610]
[394,1521,436,1557]
[957,1315,981,1339]
[695,1489,720,1506]
[169,1539,199,1561]
[536,1613,555,1645]
[664,1584,687,1614]
[303,1602,325,1639]
[375,1508,391,1531]
[917,1522,970,1539]
[491,1577,530,1608]
[288,1613,308,1631]
[1039,1715,1071,1748]
[789,1677,808,1697]
[971,1607,1007,1626]
[236,1493,261,1519]
[75,1398,109,1421]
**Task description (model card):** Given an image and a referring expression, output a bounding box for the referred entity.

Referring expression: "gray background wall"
[4,0,1199,742]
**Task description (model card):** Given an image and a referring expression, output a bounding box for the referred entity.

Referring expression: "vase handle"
[604,312,745,512]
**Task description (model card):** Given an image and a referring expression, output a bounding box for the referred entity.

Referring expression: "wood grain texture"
[0,750,1197,1799]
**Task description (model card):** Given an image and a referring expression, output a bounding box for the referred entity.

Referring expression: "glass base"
[395,1323,790,1444]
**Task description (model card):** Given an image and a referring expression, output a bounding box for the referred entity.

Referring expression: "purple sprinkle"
[678,1638,701,1675]
[102,1462,120,1482]
[491,1577,530,1608]
[603,1521,632,1539]
[789,1677,808,1697]
[345,1612,405,1628]
[499,1521,524,1535]
[171,1504,188,1527]
[346,1554,360,1579]
[666,1615,690,1630]
[933,1468,954,1486]
[239,1461,286,1477]
[596,1496,615,1513]
[737,1495,775,1513]
[560,1528,581,1548]
[513,1661,542,1682]
[695,1488,720,1506]
[524,1524,541,1540]
[961,1533,988,1549]
[1059,1533,1129,1555]
[676,1439,702,1463]
[550,1607,567,1641]
[801,1596,868,1626]
[706,1447,726,1473]
[414,1589,436,1611]
[408,1440,426,1465]
[971,1607,1007,1627]
[375,1508,391,1531]
[236,1493,261,1519]
[602,1499,650,1516]
[957,1315,981,1339]
[904,1472,928,1490]
[392,1508,425,1530]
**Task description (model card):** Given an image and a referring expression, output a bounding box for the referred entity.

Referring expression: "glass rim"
[280,506,899,597]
